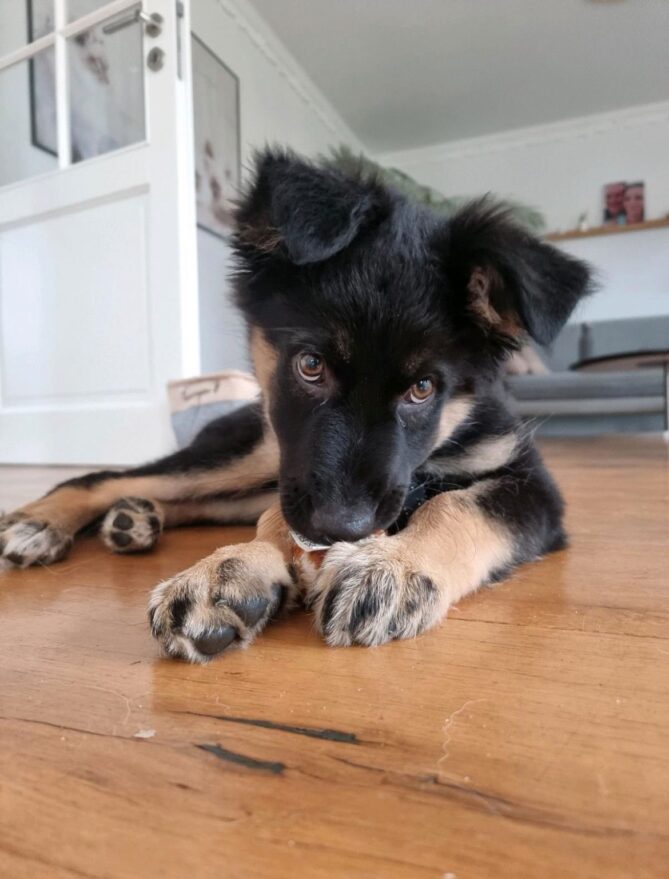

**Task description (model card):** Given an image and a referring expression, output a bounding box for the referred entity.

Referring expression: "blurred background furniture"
[506,316,669,435]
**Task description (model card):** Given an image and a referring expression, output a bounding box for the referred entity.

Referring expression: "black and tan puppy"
[0,149,592,661]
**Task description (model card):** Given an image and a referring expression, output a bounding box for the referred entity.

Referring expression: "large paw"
[0,513,73,570]
[308,537,443,647]
[148,542,297,663]
[100,497,164,554]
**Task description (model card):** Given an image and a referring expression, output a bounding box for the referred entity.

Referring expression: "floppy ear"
[445,199,594,346]
[235,148,386,266]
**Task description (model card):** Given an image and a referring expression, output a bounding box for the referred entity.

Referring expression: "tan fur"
[309,481,513,646]
[397,481,512,603]
[19,487,108,534]
[467,266,522,339]
[432,395,475,450]
[161,492,277,527]
[423,432,518,477]
[237,220,281,254]
[255,502,293,563]
[249,327,279,403]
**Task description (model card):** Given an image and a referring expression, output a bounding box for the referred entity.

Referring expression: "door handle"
[103,8,163,38]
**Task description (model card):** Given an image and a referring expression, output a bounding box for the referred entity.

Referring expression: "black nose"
[310,502,376,544]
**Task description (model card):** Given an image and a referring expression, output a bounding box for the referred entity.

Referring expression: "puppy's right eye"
[296,352,325,383]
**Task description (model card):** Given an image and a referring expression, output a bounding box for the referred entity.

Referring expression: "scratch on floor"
[196,743,285,775]
[439,699,487,764]
[179,711,360,744]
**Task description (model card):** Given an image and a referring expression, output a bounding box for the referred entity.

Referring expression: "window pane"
[0,48,58,188]
[68,1,114,23]
[0,1,54,57]
[68,6,145,163]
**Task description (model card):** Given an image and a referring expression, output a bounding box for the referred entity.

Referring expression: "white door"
[0,0,198,466]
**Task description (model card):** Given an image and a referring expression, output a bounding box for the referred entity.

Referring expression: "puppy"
[0,149,592,661]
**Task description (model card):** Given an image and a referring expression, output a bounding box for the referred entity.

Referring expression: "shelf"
[545,217,669,242]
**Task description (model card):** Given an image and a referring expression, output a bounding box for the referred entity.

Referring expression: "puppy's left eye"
[296,352,325,383]
[404,377,435,404]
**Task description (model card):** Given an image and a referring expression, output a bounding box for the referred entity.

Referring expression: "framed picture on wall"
[603,180,645,226]
[192,35,241,239]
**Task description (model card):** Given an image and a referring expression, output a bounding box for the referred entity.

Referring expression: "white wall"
[192,0,362,373]
[379,101,669,324]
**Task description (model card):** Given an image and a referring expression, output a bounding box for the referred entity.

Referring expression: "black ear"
[445,199,594,346]
[235,148,386,266]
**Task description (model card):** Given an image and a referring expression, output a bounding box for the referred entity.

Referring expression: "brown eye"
[296,352,325,383]
[405,377,435,404]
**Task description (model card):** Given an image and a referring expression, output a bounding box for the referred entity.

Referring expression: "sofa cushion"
[507,369,664,401]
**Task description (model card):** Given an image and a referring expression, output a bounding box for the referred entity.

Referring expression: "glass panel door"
[67,5,145,162]
[0,47,58,186]
[0,2,54,57]
[68,0,117,21]
[0,0,149,186]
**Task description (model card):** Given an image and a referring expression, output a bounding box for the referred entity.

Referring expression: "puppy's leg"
[0,403,278,569]
[309,464,564,647]
[148,503,298,662]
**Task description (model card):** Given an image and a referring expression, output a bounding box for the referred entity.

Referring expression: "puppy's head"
[232,149,592,544]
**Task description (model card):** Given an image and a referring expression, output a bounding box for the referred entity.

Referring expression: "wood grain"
[0,435,667,878]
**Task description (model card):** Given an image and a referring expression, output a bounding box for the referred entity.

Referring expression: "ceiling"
[250,0,669,153]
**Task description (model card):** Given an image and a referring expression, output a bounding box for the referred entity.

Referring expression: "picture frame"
[191,35,241,240]
[603,180,646,226]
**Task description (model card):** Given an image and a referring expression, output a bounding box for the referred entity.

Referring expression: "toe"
[226,595,269,627]
[193,626,237,656]
[110,531,133,549]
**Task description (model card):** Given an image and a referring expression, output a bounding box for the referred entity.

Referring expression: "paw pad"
[100,497,164,554]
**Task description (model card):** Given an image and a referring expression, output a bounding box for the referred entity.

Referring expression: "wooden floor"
[0,435,667,879]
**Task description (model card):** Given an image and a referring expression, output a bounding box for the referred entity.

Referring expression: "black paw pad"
[5,552,24,566]
[113,513,133,530]
[193,626,236,656]
[227,596,269,627]
[111,531,132,548]
[272,582,289,613]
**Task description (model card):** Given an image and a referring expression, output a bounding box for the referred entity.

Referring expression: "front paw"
[309,538,442,647]
[148,542,296,663]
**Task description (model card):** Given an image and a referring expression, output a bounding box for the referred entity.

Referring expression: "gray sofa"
[506,316,668,435]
